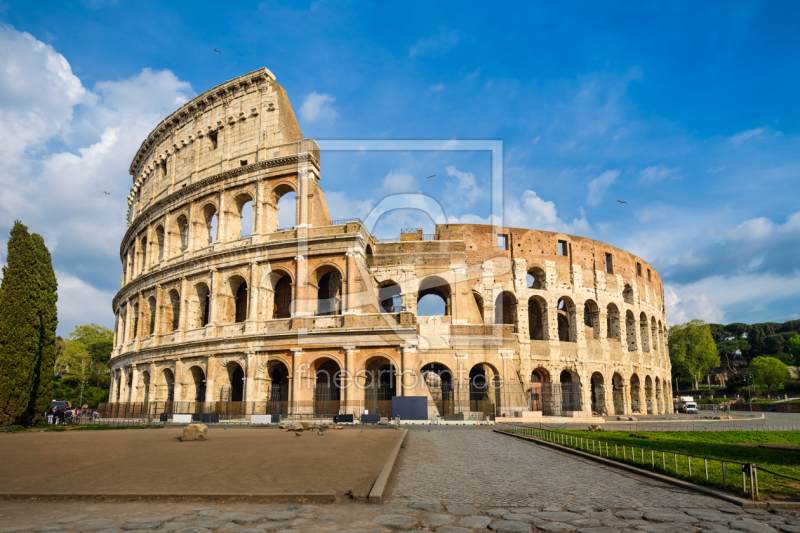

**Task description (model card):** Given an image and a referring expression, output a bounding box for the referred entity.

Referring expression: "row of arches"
[123,186,298,285]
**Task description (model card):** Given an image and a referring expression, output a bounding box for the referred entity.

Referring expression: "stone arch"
[623,284,634,304]
[469,362,502,413]
[312,264,343,316]
[528,296,547,340]
[265,359,290,405]
[495,290,517,326]
[418,275,452,316]
[158,368,175,402]
[559,369,582,412]
[640,312,651,353]
[221,275,248,324]
[583,299,600,340]
[473,290,485,322]
[645,375,654,414]
[314,357,342,413]
[197,202,218,247]
[630,373,642,413]
[175,214,189,253]
[655,376,663,414]
[155,225,165,262]
[193,282,211,328]
[234,192,254,239]
[612,372,625,415]
[421,362,455,415]
[217,361,245,402]
[556,297,577,342]
[658,320,664,353]
[165,289,180,332]
[272,273,293,319]
[590,371,606,415]
[146,296,157,337]
[625,310,637,351]
[131,301,139,340]
[184,365,206,402]
[139,234,148,274]
[138,370,151,402]
[606,303,621,341]
[379,281,402,313]
[529,367,550,412]
[527,265,546,289]
[661,377,669,414]
[266,182,298,233]
[651,316,659,353]
[362,355,398,417]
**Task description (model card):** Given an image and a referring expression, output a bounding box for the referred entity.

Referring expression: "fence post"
[688,456,692,477]
[722,461,726,490]
[615,443,618,457]
[651,449,654,467]
[704,459,708,481]
[674,453,678,473]
[754,466,758,499]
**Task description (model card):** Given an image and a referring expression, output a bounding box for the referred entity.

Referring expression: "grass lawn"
[504,427,800,501]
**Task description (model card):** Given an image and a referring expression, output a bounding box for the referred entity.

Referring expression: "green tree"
[27,234,58,424]
[788,334,800,368]
[55,325,113,405]
[0,222,40,426]
[749,356,791,391]
[669,319,720,388]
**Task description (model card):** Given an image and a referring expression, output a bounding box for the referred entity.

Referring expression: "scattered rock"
[488,520,532,533]
[447,504,482,516]
[372,515,416,528]
[182,424,208,442]
[459,516,492,528]
[588,425,603,431]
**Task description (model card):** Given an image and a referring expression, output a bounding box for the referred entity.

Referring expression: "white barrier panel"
[173,414,192,424]
[250,415,272,424]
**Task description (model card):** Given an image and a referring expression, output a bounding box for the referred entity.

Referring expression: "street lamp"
[744,372,753,412]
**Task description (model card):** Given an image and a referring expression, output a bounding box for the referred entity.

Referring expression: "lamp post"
[745,372,753,412]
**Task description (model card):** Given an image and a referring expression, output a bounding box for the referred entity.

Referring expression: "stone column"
[298,169,309,227]
[129,365,139,403]
[344,250,359,314]
[178,277,188,341]
[342,346,357,414]
[208,268,219,328]
[293,255,309,317]
[174,359,183,402]
[148,363,157,404]
[253,180,264,242]
[153,285,163,346]
[204,358,215,403]
[401,345,416,397]
[134,292,143,350]
[290,348,303,413]
[244,352,255,402]
[246,262,259,332]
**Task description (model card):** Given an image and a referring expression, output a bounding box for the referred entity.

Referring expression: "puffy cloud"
[381,170,418,194]
[299,91,338,122]
[444,165,482,209]
[54,270,117,333]
[505,190,591,235]
[586,169,619,206]
[639,165,682,182]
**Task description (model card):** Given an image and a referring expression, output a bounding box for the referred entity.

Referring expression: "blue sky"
[0,0,799,335]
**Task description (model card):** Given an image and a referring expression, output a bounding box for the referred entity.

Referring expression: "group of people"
[45,406,100,424]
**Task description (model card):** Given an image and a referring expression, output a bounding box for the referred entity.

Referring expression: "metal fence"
[529,421,800,432]
[502,423,800,500]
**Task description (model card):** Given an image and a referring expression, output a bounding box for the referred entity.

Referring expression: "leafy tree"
[54,324,113,404]
[669,319,721,388]
[749,356,791,391]
[0,222,40,426]
[27,234,58,424]
[788,334,800,369]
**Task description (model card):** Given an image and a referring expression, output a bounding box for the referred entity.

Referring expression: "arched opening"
[195,283,210,328]
[590,372,605,415]
[612,373,625,415]
[468,363,501,415]
[132,302,139,340]
[473,291,484,322]
[264,360,290,412]
[630,374,641,413]
[364,357,397,417]
[186,366,206,403]
[528,296,546,340]
[236,194,254,238]
[645,375,654,414]
[276,189,297,231]
[315,268,342,316]
[140,236,147,273]
[495,291,517,326]
[167,289,180,332]
[583,299,600,340]
[651,317,659,353]
[530,367,550,411]
[177,215,189,252]
[662,378,669,414]
[223,276,248,323]
[379,282,402,313]
[658,320,664,353]
[139,371,150,403]
[314,359,342,415]
[639,312,651,352]
[114,373,121,402]
[623,284,634,304]
[417,276,451,316]
[655,376,663,414]
[273,275,293,319]
[202,204,218,246]
[422,363,454,416]
[556,297,575,342]
[527,266,545,289]
[559,369,582,412]
[606,303,621,341]
[120,310,127,345]
[155,226,165,261]
[625,310,637,351]
[220,362,244,402]
[147,296,157,337]
[158,368,175,402]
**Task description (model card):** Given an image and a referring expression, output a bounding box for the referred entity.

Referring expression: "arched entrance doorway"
[590,372,605,415]
[530,368,550,411]
[363,357,396,417]
[559,370,582,413]
[612,373,625,415]
[186,366,206,403]
[469,363,500,417]
[314,359,342,415]
[421,363,454,416]
[265,360,290,414]
[630,374,641,414]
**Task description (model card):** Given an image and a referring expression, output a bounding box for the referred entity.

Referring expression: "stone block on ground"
[182,424,208,442]
[489,521,532,533]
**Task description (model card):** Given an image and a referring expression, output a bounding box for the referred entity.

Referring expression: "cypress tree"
[27,233,58,424]
[0,222,40,426]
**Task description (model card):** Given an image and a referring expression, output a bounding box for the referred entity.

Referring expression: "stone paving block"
[615,512,644,520]
[576,528,618,533]
[218,514,260,525]
[257,524,289,532]
[504,514,542,524]
[488,510,511,518]
[162,524,193,531]
[57,517,89,524]
[686,511,734,523]
[1,528,32,533]
[436,527,471,533]
[539,523,576,531]
[409,502,443,512]
[537,513,584,522]
[354,506,384,511]
[423,514,454,527]
[197,512,219,518]
[600,520,628,528]
[729,521,779,533]
[459,516,492,528]
[317,515,340,521]
[121,525,160,531]
[570,520,602,527]
[372,515,417,528]
[32,526,62,533]
[636,524,699,533]
[777,526,800,533]
[447,505,482,516]
[488,521,532,533]
[174,529,213,533]
[643,512,698,523]
[569,508,594,514]
[263,512,295,522]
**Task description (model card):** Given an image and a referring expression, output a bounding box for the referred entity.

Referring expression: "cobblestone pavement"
[391,426,727,508]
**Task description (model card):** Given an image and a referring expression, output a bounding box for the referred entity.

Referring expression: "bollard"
[704,458,708,481]
[722,461,727,490]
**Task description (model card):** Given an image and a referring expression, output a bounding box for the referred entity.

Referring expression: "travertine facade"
[109,68,672,419]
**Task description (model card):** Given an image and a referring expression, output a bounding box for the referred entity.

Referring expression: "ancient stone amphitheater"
[108,68,673,420]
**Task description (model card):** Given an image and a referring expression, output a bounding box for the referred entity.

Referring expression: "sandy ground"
[0,427,400,498]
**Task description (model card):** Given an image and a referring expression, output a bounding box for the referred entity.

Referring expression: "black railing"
[330,218,362,225]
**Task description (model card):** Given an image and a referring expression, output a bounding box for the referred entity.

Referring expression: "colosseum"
[107,67,673,421]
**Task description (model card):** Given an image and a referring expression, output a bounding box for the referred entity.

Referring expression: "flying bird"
[426,175,436,179]
[617,200,627,204]
[214,49,222,54]
[104,191,110,195]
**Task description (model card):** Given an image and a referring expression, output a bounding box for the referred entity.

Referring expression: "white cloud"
[586,169,619,206]
[381,170,418,194]
[445,165,482,209]
[54,270,117,333]
[505,190,591,235]
[730,127,765,144]
[639,165,682,182]
[410,28,460,57]
[299,91,338,122]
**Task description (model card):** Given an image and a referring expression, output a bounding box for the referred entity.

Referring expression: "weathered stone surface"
[174,528,213,533]
[569,508,594,514]
[75,524,125,532]
[372,515,416,528]
[256,524,289,532]
[409,501,443,512]
[577,528,618,533]
[503,514,542,524]
[685,511,734,523]
[197,511,219,518]
[57,516,89,524]
[263,512,295,522]
[488,521,532,533]
[182,424,207,441]
[539,522,576,531]
[459,516,492,528]
[422,514,453,527]
[217,514,260,525]
[643,512,698,524]
[488,510,511,518]
[729,521,778,533]
[777,526,800,533]
[616,511,644,520]
[353,506,383,511]
[163,524,193,531]
[121,525,160,531]
[537,513,584,522]
[635,524,699,533]
[316,515,340,521]
[33,526,62,533]
[1,528,33,533]
[447,504,481,516]
[570,520,602,528]
[436,527,471,533]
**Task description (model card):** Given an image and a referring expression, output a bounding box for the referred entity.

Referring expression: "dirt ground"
[0,427,401,498]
